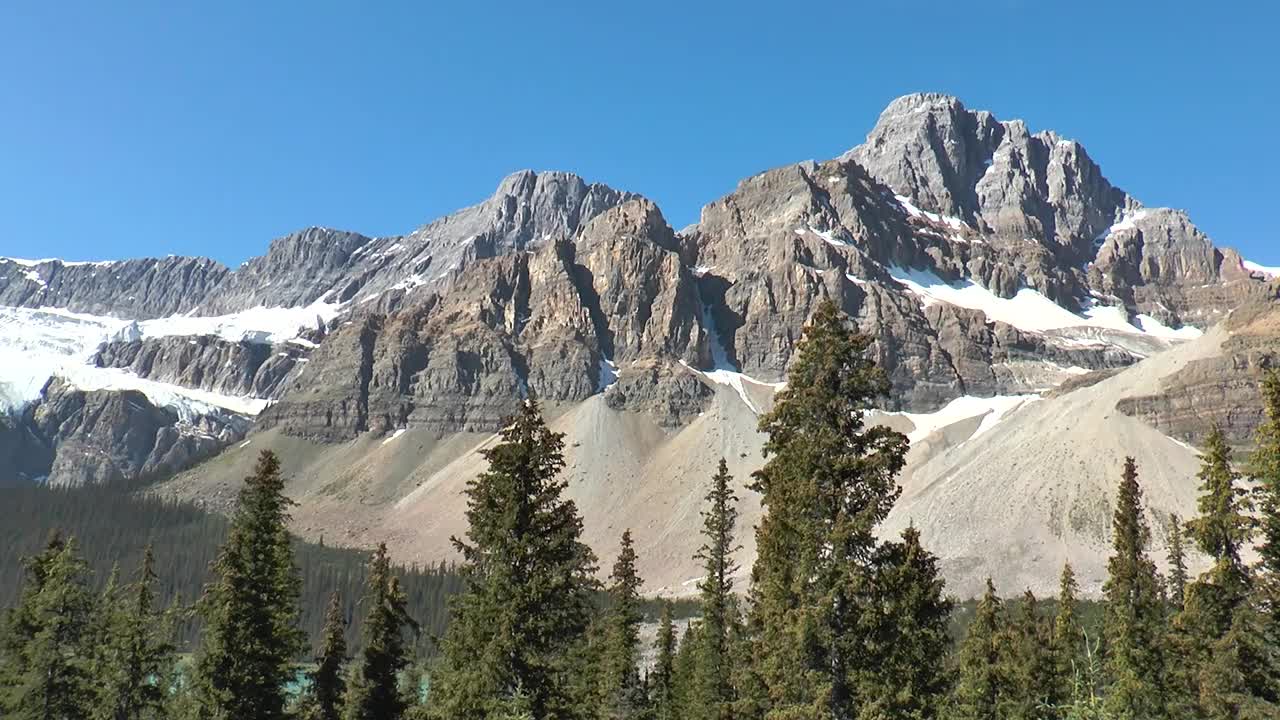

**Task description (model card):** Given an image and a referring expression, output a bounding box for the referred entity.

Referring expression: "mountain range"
[2,92,1277,598]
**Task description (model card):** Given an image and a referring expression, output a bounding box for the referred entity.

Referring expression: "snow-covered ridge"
[2,256,117,268]
[888,265,1201,341]
[1244,260,1279,279]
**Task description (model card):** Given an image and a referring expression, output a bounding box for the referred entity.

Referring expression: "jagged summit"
[2,96,1277,597]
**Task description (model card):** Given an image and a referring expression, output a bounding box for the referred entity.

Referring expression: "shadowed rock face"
[2,95,1277,490]
[1,379,248,487]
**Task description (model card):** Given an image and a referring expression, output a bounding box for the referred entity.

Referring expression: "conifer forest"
[5,300,1280,720]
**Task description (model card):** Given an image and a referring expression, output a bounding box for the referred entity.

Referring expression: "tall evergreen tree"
[1187,426,1254,603]
[1101,457,1169,720]
[1001,590,1056,720]
[952,579,1006,720]
[346,543,417,720]
[689,459,740,720]
[431,400,598,720]
[304,592,348,720]
[856,525,953,720]
[1166,515,1189,611]
[1249,370,1280,650]
[95,545,176,720]
[1052,563,1085,713]
[0,534,97,720]
[650,603,677,720]
[747,300,909,719]
[594,530,646,720]
[190,450,305,720]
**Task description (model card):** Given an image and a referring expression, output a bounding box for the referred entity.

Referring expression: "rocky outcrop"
[92,335,304,399]
[10,379,249,486]
[0,256,229,319]
[1117,303,1280,448]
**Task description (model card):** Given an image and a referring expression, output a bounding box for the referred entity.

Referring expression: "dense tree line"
[3,300,1279,719]
[0,481,462,655]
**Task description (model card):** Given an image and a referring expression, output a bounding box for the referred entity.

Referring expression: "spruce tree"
[747,300,909,719]
[650,603,677,720]
[1101,457,1169,720]
[854,525,953,720]
[305,591,348,720]
[191,450,305,720]
[1166,515,1189,611]
[431,399,599,720]
[690,459,740,720]
[1249,370,1280,648]
[1187,426,1254,605]
[1052,563,1085,712]
[95,545,176,720]
[0,534,97,720]
[952,579,1006,720]
[346,543,416,720]
[1001,590,1055,720]
[594,530,646,720]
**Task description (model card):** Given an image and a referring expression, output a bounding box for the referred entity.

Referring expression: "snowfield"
[888,265,1202,341]
[0,301,341,415]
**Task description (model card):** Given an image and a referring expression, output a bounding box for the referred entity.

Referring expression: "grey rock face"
[92,335,305,399]
[18,379,249,487]
[0,256,229,319]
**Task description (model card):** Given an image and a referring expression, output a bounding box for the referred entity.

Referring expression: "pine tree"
[854,525,953,720]
[689,459,741,720]
[1187,426,1254,605]
[1052,563,1085,713]
[1001,590,1055,720]
[1249,370,1280,658]
[431,400,599,720]
[670,626,700,720]
[594,530,646,720]
[952,579,1006,720]
[0,534,98,720]
[650,603,677,720]
[747,300,909,719]
[1166,515,1189,611]
[95,545,176,720]
[1198,597,1280,720]
[304,591,347,720]
[190,450,305,720]
[346,543,417,720]
[1101,457,1169,720]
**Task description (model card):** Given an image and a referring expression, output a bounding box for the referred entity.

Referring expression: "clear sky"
[2,1,1276,267]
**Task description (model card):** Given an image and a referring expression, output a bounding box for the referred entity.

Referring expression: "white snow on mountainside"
[0,299,343,416]
[1244,259,1280,279]
[888,265,1202,341]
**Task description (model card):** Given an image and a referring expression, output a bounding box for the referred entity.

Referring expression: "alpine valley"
[3,93,1277,599]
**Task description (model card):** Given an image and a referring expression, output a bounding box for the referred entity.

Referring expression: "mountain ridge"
[2,93,1277,597]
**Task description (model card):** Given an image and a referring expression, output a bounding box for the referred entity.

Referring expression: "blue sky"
[2,1,1276,266]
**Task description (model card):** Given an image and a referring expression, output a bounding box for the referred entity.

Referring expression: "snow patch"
[1243,260,1280,279]
[680,302,785,414]
[889,265,1202,340]
[381,428,407,446]
[597,358,619,392]
[890,395,1041,444]
[894,195,965,231]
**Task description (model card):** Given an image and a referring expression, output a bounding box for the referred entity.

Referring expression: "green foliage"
[346,543,417,720]
[0,534,98,720]
[855,526,953,720]
[1101,457,1169,720]
[190,450,305,720]
[650,603,677,720]
[1053,564,1087,713]
[1001,589,1057,720]
[952,579,1006,720]
[1165,516,1189,612]
[0,481,464,655]
[688,459,741,720]
[302,591,348,720]
[593,530,646,720]
[94,545,177,720]
[747,299,910,719]
[430,400,599,720]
